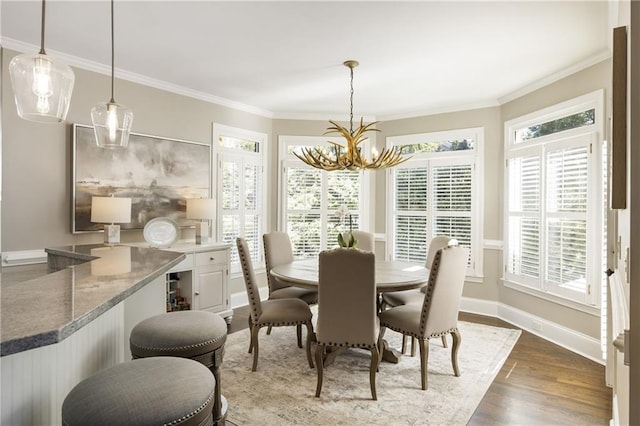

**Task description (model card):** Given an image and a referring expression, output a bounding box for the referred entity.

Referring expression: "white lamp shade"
[91,196,132,224]
[91,101,134,149]
[186,198,216,220]
[8,53,75,123]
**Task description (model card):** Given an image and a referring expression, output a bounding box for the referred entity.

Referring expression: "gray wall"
[1,46,610,339]
[1,48,271,251]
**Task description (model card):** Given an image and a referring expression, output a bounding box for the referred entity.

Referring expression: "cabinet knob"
[210,257,215,261]
[195,291,200,296]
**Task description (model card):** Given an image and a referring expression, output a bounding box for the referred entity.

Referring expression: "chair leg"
[305,322,314,368]
[267,325,272,335]
[411,336,416,357]
[247,317,253,353]
[441,335,448,348]
[451,329,462,376]
[418,338,430,390]
[315,345,324,397]
[296,324,302,348]
[369,346,380,400]
[251,326,260,372]
[401,334,407,354]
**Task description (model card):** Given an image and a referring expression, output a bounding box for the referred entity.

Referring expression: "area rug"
[222,312,520,425]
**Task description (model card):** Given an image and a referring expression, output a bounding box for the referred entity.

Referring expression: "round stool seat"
[130,310,227,358]
[62,357,216,426]
[130,310,228,425]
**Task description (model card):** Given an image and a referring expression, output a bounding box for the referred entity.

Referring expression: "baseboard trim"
[461,297,604,365]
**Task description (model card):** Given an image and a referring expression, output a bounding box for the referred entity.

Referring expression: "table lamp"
[186,198,215,244]
[91,196,132,245]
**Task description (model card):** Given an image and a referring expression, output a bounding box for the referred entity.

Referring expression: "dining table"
[270,258,429,363]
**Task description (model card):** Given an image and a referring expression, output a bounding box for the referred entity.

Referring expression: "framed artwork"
[73,124,211,233]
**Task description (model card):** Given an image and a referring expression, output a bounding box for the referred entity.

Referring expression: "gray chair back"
[344,230,375,252]
[421,235,458,293]
[420,245,469,338]
[263,231,295,293]
[236,237,263,324]
[425,235,457,269]
[317,248,378,346]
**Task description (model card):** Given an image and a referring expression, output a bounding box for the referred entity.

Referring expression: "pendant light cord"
[349,64,354,135]
[110,0,115,103]
[39,0,46,54]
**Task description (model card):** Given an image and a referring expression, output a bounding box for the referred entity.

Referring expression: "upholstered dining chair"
[263,231,318,339]
[381,235,457,354]
[315,248,380,400]
[378,245,469,390]
[236,237,315,372]
[342,230,375,252]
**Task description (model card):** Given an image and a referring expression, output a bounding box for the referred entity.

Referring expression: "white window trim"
[212,123,268,273]
[385,127,484,278]
[503,89,604,312]
[277,134,372,247]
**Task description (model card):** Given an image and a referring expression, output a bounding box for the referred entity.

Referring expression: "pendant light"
[8,0,75,123]
[294,60,410,171]
[91,0,133,149]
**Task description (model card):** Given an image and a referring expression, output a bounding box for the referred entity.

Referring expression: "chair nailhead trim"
[316,341,377,349]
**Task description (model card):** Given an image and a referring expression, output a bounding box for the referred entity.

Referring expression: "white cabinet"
[194,250,229,313]
[149,242,233,323]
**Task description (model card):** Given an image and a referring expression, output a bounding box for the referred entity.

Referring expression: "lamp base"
[104,224,121,245]
[195,221,209,245]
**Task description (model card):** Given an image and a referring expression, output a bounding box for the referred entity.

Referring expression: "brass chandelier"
[294,60,409,171]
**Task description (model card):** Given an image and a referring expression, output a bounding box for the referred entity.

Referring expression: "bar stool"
[129,310,228,425]
[62,357,216,425]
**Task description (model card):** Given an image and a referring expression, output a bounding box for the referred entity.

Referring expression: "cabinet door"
[195,266,228,313]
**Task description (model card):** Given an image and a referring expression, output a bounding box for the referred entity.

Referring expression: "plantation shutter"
[220,154,262,266]
[506,155,541,280]
[545,144,589,292]
[286,166,322,258]
[432,164,473,265]
[393,166,429,262]
[327,169,361,247]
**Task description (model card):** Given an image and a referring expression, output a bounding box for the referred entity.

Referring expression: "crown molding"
[1,38,612,123]
[1,37,275,119]
[498,49,612,105]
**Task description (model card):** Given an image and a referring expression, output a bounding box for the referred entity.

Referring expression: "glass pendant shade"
[91,101,133,149]
[8,52,75,123]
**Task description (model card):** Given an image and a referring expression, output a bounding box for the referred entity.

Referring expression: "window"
[387,128,482,277]
[213,124,267,272]
[279,135,370,258]
[504,90,604,309]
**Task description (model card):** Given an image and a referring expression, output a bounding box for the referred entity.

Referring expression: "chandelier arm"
[294,60,409,171]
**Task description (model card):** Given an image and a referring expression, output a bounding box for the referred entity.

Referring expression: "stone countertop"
[1,244,185,356]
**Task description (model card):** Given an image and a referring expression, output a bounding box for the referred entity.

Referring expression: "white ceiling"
[1,1,611,120]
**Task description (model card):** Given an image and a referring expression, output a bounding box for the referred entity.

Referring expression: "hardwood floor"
[226,306,612,425]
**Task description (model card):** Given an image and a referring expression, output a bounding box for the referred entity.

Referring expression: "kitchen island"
[1,244,185,425]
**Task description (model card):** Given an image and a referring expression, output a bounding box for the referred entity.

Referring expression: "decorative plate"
[143,217,180,247]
